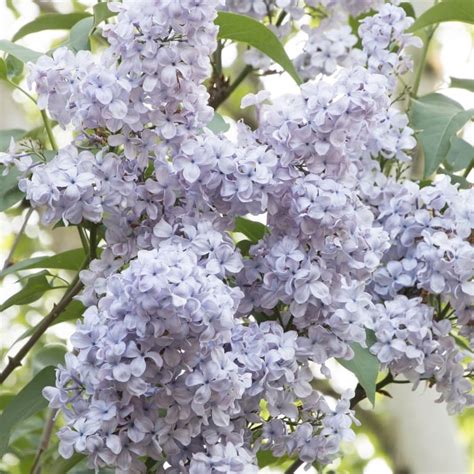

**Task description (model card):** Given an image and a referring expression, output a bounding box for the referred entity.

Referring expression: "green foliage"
[0,167,24,212]
[410,93,474,177]
[337,331,379,406]
[450,76,474,92]
[14,300,85,345]
[0,129,25,151]
[215,12,302,85]
[234,216,268,242]
[0,271,55,312]
[444,137,474,172]
[50,454,85,474]
[92,2,116,28]
[408,0,474,31]
[12,13,91,42]
[0,40,42,63]
[0,366,56,457]
[0,58,7,80]
[206,112,230,133]
[68,17,94,52]
[0,248,86,279]
[32,344,67,374]
[257,450,293,470]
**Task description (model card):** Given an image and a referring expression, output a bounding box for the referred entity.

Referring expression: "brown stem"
[30,409,57,474]
[208,65,253,110]
[0,277,83,384]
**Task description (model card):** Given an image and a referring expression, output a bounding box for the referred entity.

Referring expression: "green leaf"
[0,272,53,311]
[438,169,471,189]
[257,451,292,468]
[32,344,67,373]
[410,93,474,177]
[14,300,85,344]
[0,58,7,80]
[12,13,91,42]
[215,12,302,85]
[0,40,42,63]
[234,216,268,243]
[0,248,86,279]
[206,112,230,133]
[50,453,86,474]
[5,54,24,80]
[0,130,25,212]
[68,17,94,52]
[444,137,474,172]
[408,0,474,31]
[400,2,416,19]
[337,331,379,406]
[451,332,473,354]
[0,366,55,456]
[93,2,117,27]
[0,168,23,212]
[0,128,25,151]
[236,239,253,256]
[450,76,474,92]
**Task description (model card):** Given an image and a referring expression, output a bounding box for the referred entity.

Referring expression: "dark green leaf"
[0,40,42,63]
[410,93,474,177]
[236,239,252,256]
[0,366,55,456]
[337,331,379,406]
[450,76,474,92]
[234,216,268,243]
[206,112,230,133]
[408,0,474,31]
[93,2,117,27]
[215,12,302,85]
[0,272,53,311]
[444,137,474,172]
[12,13,91,42]
[400,2,416,19]
[14,300,85,344]
[0,248,86,279]
[68,17,94,52]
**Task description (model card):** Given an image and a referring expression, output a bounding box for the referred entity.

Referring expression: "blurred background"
[0,1,472,473]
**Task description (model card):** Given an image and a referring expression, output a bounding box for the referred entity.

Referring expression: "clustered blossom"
[370,296,473,414]
[1,0,470,472]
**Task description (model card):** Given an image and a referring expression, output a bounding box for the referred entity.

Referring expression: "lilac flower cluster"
[370,296,473,414]
[29,0,218,141]
[362,177,474,345]
[46,238,360,471]
[359,3,423,87]
[2,0,470,471]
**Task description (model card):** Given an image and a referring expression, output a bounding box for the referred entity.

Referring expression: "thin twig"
[0,276,83,384]
[30,408,58,474]
[40,110,58,151]
[209,65,253,110]
[2,207,34,271]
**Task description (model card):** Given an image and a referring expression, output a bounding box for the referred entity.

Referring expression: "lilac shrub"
[2,0,472,472]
